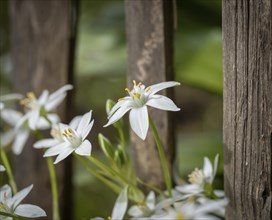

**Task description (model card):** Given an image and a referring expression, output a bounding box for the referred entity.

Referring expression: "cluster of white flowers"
[0,82,227,220]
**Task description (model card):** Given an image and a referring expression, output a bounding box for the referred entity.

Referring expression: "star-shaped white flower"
[17,84,73,130]
[0,184,46,219]
[104,81,180,140]
[43,111,94,164]
[176,154,219,196]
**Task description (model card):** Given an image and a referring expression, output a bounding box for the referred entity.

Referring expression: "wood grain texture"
[223,0,272,219]
[10,0,74,218]
[125,0,175,190]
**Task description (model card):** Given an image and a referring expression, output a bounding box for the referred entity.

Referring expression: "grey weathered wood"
[10,0,75,218]
[125,0,175,190]
[223,0,272,219]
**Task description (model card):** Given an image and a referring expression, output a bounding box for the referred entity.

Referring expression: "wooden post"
[223,0,272,219]
[125,0,175,190]
[10,0,76,219]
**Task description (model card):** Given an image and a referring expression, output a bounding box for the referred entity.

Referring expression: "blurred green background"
[0,0,223,219]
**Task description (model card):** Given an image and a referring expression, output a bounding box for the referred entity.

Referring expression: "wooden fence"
[8,0,271,219]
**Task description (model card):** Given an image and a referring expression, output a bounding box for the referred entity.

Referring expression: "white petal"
[28,110,40,130]
[11,185,33,208]
[58,123,70,133]
[0,184,12,201]
[175,184,203,194]
[203,157,213,182]
[33,139,60,149]
[38,90,49,105]
[45,93,66,111]
[0,165,5,172]
[76,111,92,136]
[0,93,23,101]
[14,204,46,218]
[36,114,60,129]
[81,120,94,140]
[146,191,155,210]
[111,186,128,220]
[1,109,23,126]
[104,105,132,127]
[75,140,92,156]
[147,95,180,111]
[128,206,143,217]
[91,218,104,220]
[15,113,29,129]
[54,148,74,164]
[129,107,149,140]
[46,84,73,111]
[12,129,30,155]
[107,98,130,118]
[149,81,180,95]
[69,116,82,130]
[43,142,71,157]
[0,129,15,147]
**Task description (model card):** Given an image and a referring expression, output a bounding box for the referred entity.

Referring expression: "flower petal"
[76,111,92,136]
[146,191,155,210]
[128,205,143,217]
[213,154,219,180]
[104,105,132,127]
[1,109,23,126]
[0,129,15,147]
[11,185,33,208]
[107,98,130,118]
[129,106,149,140]
[111,186,128,220]
[28,110,40,130]
[81,120,94,140]
[75,140,92,156]
[38,90,49,105]
[203,157,213,182]
[175,184,203,194]
[46,84,73,111]
[69,116,82,130]
[43,142,71,157]
[12,129,30,155]
[33,139,60,149]
[54,148,74,164]
[14,204,46,218]
[147,95,180,111]
[0,184,12,201]
[0,165,5,172]
[149,81,180,95]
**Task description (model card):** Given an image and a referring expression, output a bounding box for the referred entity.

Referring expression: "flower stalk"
[0,148,17,193]
[46,157,60,220]
[149,116,172,197]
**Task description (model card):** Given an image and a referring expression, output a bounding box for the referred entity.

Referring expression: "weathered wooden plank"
[10,0,75,218]
[125,0,175,190]
[223,0,272,219]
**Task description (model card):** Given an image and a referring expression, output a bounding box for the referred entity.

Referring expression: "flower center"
[20,92,40,110]
[62,128,81,148]
[121,80,150,108]
[188,168,204,185]
[50,126,63,141]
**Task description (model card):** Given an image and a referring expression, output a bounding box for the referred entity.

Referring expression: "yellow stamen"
[118,97,125,101]
[27,92,35,99]
[145,87,151,92]
[133,93,141,99]
[125,88,130,93]
[133,80,136,85]
[137,82,142,87]
[68,128,73,133]
[62,133,68,138]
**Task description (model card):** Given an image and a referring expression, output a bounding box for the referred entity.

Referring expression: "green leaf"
[98,133,115,160]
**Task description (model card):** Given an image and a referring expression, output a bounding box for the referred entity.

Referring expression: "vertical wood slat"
[223,0,272,219]
[125,0,175,190]
[10,0,74,218]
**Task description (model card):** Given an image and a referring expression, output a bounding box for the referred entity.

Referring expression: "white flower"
[0,164,5,172]
[156,198,227,220]
[92,186,128,220]
[0,108,58,154]
[0,184,46,219]
[104,81,180,140]
[176,154,219,196]
[17,84,73,130]
[33,116,82,150]
[128,191,156,218]
[43,111,94,164]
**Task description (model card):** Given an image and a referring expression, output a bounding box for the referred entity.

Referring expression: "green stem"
[149,116,172,197]
[46,157,60,220]
[0,148,17,193]
[117,126,125,150]
[0,211,25,220]
[74,154,121,194]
